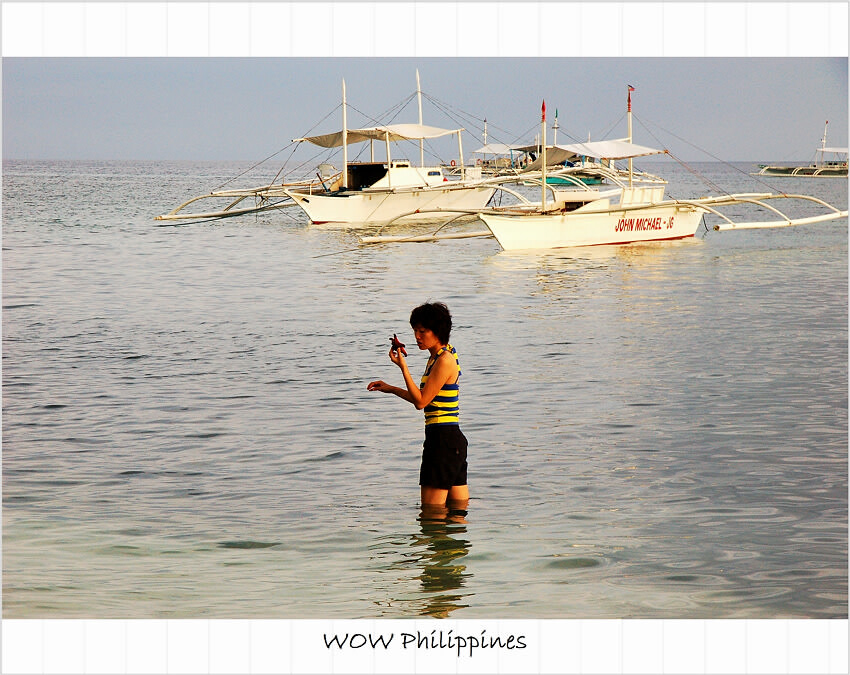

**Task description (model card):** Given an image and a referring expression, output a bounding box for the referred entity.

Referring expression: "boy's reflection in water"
[414,500,471,618]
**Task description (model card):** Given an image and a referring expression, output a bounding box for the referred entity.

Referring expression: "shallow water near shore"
[3,160,847,618]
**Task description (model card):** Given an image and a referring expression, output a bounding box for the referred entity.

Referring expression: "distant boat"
[756,121,848,177]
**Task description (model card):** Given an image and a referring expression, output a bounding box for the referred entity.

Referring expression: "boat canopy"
[507,139,661,161]
[473,143,515,155]
[521,146,580,170]
[553,140,663,160]
[295,123,462,148]
[819,147,848,154]
[511,142,565,154]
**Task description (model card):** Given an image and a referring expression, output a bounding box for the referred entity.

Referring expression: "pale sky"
[3,57,847,162]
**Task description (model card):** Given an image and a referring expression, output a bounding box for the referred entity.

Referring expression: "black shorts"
[419,425,468,490]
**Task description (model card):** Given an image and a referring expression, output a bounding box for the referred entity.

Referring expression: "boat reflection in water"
[411,504,472,618]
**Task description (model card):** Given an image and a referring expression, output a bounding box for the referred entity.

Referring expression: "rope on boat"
[596,112,627,146]
[208,103,347,194]
[662,150,730,197]
[271,103,351,185]
[342,92,470,167]
[311,210,491,258]
[634,114,791,197]
[420,92,488,136]
[350,93,417,128]
[214,141,296,192]
[346,95,417,164]
[421,91,531,157]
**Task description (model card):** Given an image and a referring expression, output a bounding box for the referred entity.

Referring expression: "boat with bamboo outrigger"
[360,87,847,251]
[755,121,848,178]
[156,72,496,227]
[280,114,496,226]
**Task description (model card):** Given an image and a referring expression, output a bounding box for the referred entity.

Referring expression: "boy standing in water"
[367,302,469,510]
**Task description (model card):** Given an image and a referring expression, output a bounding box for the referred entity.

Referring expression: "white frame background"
[1,2,848,674]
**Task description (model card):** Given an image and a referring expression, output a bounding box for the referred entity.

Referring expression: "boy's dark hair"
[410,302,452,344]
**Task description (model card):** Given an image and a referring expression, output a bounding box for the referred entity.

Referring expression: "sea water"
[2,160,847,619]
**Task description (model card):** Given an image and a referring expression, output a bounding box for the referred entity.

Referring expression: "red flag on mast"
[542,100,546,121]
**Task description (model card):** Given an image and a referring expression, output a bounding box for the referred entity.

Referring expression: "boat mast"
[627,85,635,187]
[541,100,547,211]
[342,79,348,189]
[417,69,425,167]
[552,108,559,145]
[385,130,392,188]
[819,120,828,166]
[457,131,465,181]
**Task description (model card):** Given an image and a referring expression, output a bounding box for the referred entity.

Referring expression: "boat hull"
[481,204,704,251]
[757,165,848,177]
[287,184,496,227]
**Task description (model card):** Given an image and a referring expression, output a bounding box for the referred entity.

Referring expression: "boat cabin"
[345,161,446,191]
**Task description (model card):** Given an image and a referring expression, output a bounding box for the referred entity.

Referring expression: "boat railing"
[652,192,846,231]
[154,167,343,221]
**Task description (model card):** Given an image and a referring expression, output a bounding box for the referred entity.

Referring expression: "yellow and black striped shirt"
[420,345,461,426]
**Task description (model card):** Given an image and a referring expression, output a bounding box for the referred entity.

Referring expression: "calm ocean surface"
[3,160,847,619]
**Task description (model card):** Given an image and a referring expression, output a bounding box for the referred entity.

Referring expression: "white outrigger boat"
[361,92,847,251]
[479,95,847,251]
[281,74,495,227]
[156,73,495,226]
[283,120,495,227]
[756,121,848,178]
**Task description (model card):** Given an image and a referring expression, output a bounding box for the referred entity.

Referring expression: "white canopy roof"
[509,140,662,160]
[510,142,555,154]
[819,147,848,154]
[295,123,462,148]
[473,143,516,155]
[554,140,663,160]
[524,147,581,170]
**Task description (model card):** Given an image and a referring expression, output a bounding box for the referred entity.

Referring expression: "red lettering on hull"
[615,216,666,233]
